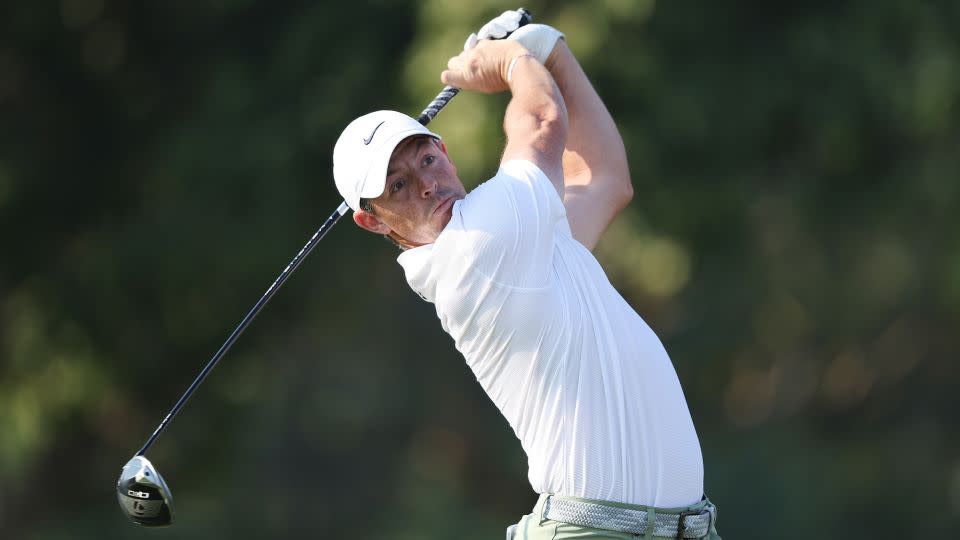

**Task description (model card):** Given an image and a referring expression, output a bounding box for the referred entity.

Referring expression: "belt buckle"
[675,509,704,539]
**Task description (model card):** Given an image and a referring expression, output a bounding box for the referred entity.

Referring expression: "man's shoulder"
[460,160,554,211]
[444,159,565,256]
[412,159,566,293]
[488,159,552,192]
[499,158,550,180]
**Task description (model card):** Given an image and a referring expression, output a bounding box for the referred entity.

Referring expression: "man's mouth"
[433,196,455,217]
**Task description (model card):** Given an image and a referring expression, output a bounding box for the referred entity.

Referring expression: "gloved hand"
[464,10,564,65]
[478,9,526,39]
[506,24,564,65]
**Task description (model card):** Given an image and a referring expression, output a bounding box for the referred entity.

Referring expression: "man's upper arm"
[562,174,633,251]
[541,40,634,251]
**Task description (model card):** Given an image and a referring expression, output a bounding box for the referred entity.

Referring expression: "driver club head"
[116,455,174,526]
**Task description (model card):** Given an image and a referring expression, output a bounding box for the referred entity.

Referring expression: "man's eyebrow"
[386,138,431,177]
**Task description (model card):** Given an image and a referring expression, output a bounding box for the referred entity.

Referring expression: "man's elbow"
[518,106,566,164]
[613,175,633,210]
[533,78,568,141]
[537,98,568,145]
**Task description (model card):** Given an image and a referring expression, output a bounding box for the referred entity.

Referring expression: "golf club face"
[116,455,173,526]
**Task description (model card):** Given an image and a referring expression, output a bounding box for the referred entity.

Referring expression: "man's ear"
[353,208,392,235]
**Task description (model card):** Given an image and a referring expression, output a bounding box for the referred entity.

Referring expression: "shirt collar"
[397,243,435,302]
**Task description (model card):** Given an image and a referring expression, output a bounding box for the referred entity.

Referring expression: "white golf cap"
[333,110,440,212]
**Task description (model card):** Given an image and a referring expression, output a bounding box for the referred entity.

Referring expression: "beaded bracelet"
[507,53,537,82]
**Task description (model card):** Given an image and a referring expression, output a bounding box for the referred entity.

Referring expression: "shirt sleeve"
[456,159,566,288]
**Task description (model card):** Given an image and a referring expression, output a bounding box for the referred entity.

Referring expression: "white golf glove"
[478,9,526,40]
[506,24,564,65]
[464,10,564,65]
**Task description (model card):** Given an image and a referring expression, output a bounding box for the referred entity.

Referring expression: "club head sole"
[116,455,174,526]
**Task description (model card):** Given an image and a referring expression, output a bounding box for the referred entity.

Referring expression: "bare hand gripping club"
[116,8,532,527]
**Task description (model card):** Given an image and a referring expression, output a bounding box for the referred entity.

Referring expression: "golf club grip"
[417,86,461,126]
[416,7,533,125]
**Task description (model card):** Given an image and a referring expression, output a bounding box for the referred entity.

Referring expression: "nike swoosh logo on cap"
[363,121,385,145]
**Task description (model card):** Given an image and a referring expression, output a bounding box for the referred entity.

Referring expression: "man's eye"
[390,179,405,193]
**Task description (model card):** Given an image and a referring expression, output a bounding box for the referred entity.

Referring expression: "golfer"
[333,13,720,540]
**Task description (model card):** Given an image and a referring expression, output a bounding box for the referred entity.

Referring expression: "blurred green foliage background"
[1,0,958,538]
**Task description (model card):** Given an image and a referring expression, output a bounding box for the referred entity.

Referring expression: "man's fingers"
[440,69,462,87]
[478,10,522,40]
[442,56,469,87]
[442,39,520,93]
[504,9,523,26]
[473,9,521,48]
[447,55,461,71]
[443,52,467,86]
[480,21,507,39]
[463,32,478,51]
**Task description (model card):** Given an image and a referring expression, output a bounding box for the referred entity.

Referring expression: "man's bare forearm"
[502,53,569,193]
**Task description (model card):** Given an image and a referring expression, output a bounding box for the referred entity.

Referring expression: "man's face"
[353,136,466,248]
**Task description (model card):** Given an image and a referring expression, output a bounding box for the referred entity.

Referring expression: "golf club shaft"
[135,7,533,457]
[137,201,349,456]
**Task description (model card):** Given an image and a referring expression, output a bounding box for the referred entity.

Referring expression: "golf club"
[116,8,532,527]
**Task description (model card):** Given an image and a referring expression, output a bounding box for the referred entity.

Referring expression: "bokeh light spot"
[821,350,875,410]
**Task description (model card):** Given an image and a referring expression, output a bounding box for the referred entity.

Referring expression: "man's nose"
[419,176,438,198]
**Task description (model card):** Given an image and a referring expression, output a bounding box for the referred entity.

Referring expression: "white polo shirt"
[397,160,704,507]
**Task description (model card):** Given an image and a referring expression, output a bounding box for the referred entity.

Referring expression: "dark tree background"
[1,1,958,538]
